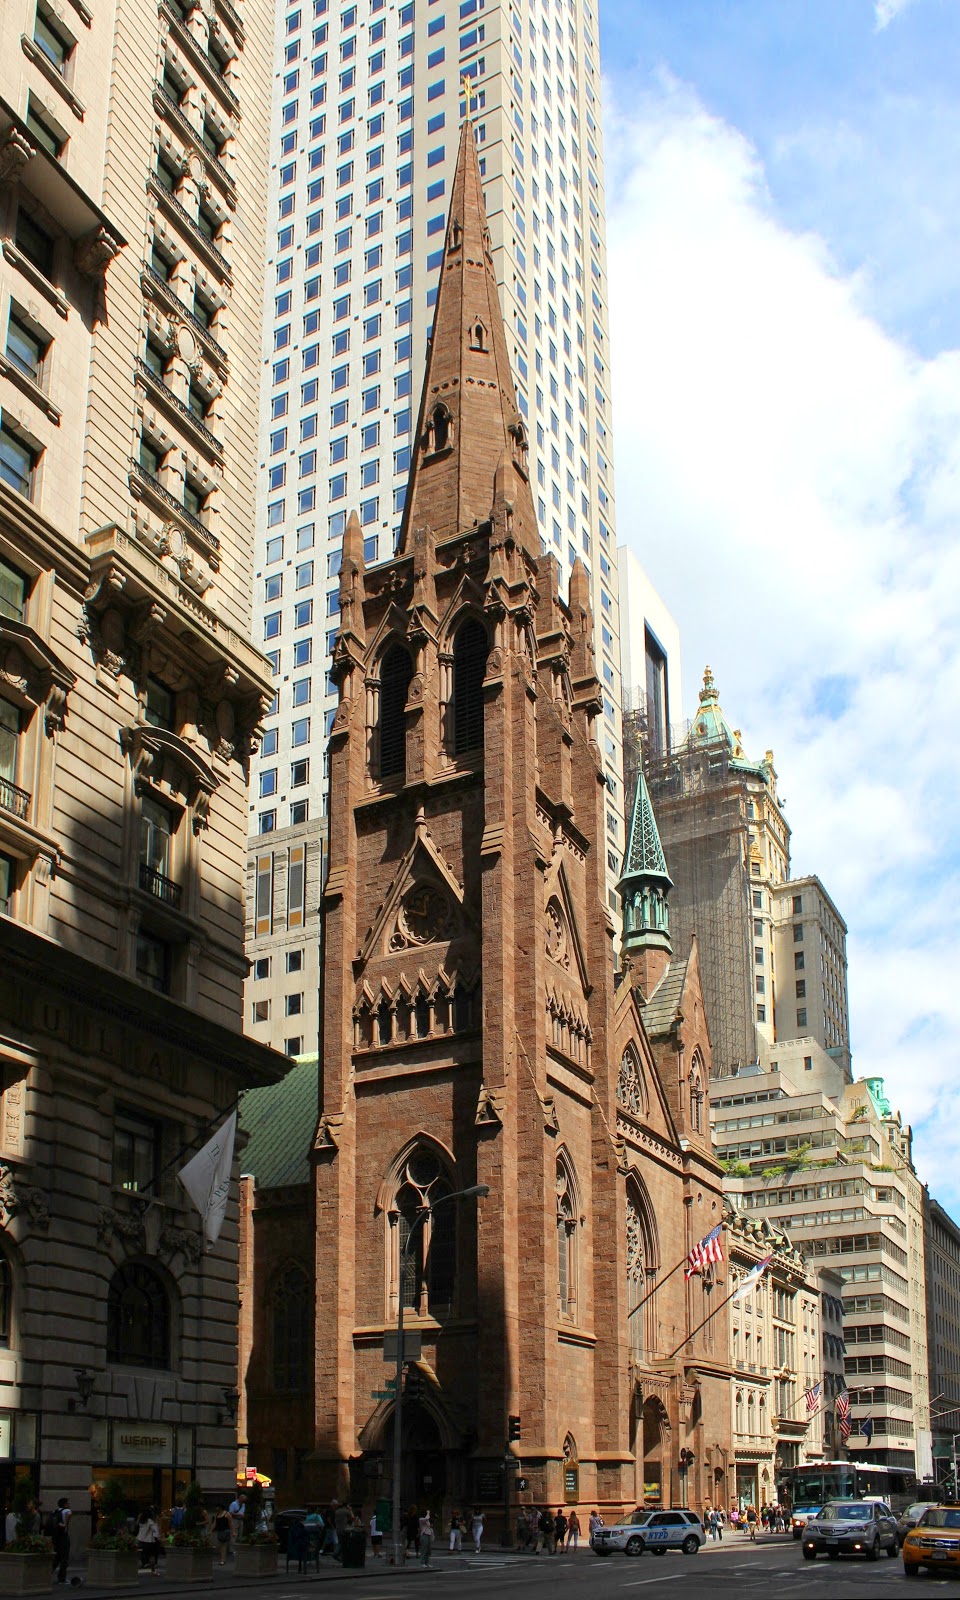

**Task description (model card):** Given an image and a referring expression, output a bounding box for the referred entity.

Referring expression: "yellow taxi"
[903,1506,960,1575]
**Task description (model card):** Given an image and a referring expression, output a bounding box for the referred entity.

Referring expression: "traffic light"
[508,1415,522,1442]
[405,1369,422,1400]
[679,1448,695,1472]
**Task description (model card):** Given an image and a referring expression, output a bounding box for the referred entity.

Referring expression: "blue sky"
[600,0,960,1210]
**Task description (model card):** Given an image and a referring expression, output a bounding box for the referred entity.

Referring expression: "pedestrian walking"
[746,1505,758,1541]
[135,1507,160,1575]
[588,1509,603,1541]
[214,1506,231,1566]
[418,1510,433,1567]
[369,1512,382,1557]
[49,1499,72,1584]
[565,1508,581,1551]
[470,1508,484,1554]
[404,1506,420,1555]
[449,1509,463,1552]
[527,1507,539,1549]
[537,1507,555,1554]
[515,1510,529,1550]
[228,1491,245,1546]
[554,1509,567,1550]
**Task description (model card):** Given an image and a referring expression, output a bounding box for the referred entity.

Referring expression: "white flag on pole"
[731,1254,772,1303]
[177,1111,237,1246]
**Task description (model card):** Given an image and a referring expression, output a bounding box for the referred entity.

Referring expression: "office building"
[634,667,852,1084]
[716,1068,932,1478]
[0,0,282,1534]
[771,876,850,1078]
[617,544,682,759]
[924,1194,960,1483]
[244,0,625,1052]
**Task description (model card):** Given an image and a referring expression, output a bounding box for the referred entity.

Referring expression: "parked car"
[591,1509,704,1557]
[902,1506,960,1576]
[801,1500,899,1561]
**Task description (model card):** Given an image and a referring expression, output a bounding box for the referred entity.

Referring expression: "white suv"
[591,1509,705,1557]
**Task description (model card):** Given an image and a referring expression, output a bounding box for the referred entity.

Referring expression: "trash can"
[340,1528,366,1569]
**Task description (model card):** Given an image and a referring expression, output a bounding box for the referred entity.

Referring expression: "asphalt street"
[74,1537,957,1600]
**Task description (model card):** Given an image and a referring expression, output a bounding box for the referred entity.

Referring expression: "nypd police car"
[591,1509,705,1557]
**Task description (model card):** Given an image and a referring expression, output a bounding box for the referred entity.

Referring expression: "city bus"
[781,1461,919,1537]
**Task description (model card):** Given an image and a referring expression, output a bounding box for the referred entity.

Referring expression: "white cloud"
[604,72,960,1204]
[874,0,919,27]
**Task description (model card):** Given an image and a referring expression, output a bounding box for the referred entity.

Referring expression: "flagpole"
[662,1281,742,1363]
[661,1254,769,1363]
[135,1094,242,1199]
[627,1254,688,1320]
[629,1229,725,1321]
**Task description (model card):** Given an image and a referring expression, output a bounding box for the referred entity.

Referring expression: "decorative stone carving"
[545,899,569,969]
[120,724,219,833]
[74,226,122,279]
[0,1167,19,1227]
[0,621,76,736]
[475,1084,504,1128]
[395,885,450,948]
[158,1224,203,1262]
[617,1048,645,1118]
[0,129,35,186]
[97,1205,146,1248]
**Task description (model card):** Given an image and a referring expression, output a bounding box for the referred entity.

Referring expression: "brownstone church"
[239,115,734,1528]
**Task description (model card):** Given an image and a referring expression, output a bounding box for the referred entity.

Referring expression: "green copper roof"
[862,1076,892,1119]
[622,768,672,887]
[240,1055,318,1190]
[685,666,770,780]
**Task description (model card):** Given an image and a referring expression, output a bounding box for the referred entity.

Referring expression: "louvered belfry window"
[452,618,488,754]
[379,643,413,778]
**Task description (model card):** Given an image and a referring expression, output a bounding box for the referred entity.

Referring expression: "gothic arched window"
[379,643,413,779]
[690,1049,705,1134]
[626,1192,645,1359]
[556,1153,579,1320]
[272,1265,311,1393]
[452,618,488,754]
[427,403,451,454]
[107,1262,172,1369]
[393,1147,457,1316]
[617,1046,647,1118]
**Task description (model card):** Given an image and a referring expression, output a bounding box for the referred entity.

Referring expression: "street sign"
[371,1390,394,1401]
[384,1331,422,1363]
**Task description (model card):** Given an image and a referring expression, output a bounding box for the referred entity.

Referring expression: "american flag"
[836,1392,851,1441]
[685,1224,724,1278]
[804,1382,822,1416]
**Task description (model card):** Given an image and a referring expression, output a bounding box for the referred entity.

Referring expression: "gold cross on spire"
[461,73,473,114]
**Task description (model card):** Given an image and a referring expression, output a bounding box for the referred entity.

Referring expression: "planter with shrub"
[88,1478,140,1588]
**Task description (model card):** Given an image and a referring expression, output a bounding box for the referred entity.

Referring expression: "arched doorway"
[641,1398,668,1508]
[383,1403,447,1519]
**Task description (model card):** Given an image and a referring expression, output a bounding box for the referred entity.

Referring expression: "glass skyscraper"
[246,0,623,1054]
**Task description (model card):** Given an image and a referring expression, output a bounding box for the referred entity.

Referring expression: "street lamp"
[390,1183,488,1566]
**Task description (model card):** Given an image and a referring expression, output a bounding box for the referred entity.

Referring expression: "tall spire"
[618,767,673,963]
[397,113,539,558]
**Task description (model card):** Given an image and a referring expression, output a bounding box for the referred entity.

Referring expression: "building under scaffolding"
[623,671,791,1080]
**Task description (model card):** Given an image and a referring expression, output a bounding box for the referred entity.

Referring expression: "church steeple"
[618,767,673,994]
[396,112,539,559]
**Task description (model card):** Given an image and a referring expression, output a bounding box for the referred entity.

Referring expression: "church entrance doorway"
[641,1397,668,1507]
[384,1403,447,1525]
